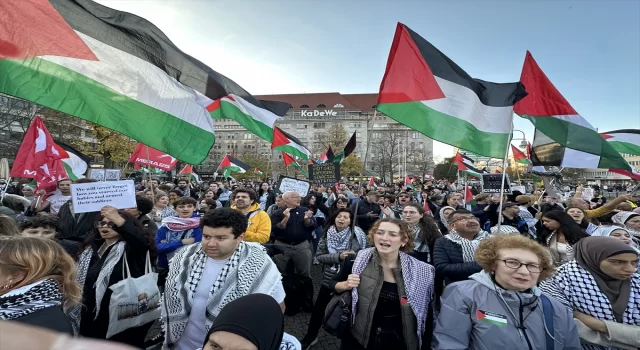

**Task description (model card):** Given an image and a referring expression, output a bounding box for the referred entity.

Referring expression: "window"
[297,124,308,129]
[317,104,327,108]
[333,104,344,108]
[411,132,418,139]
[300,104,310,109]
[313,122,325,128]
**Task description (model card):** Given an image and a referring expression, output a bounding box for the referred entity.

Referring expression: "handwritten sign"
[71,180,136,213]
[89,169,106,181]
[274,176,310,197]
[481,174,512,194]
[308,163,340,187]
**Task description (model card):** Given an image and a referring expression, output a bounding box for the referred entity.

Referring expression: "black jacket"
[355,199,381,233]
[58,202,98,240]
[433,237,482,285]
[270,206,317,244]
[15,305,74,335]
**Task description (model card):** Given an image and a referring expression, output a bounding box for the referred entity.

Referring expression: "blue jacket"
[155,214,202,269]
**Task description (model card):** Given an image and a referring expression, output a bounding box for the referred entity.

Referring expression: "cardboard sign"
[308,163,340,187]
[89,169,106,181]
[481,174,512,194]
[511,185,526,194]
[581,188,594,201]
[274,175,310,197]
[71,180,136,213]
[105,169,121,181]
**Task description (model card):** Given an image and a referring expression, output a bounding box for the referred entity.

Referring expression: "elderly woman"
[332,218,435,350]
[540,236,640,349]
[434,234,581,349]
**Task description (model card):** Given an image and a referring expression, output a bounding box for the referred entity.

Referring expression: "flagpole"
[496,115,515,233]
[145,146,155,199]
[397,138,401,184]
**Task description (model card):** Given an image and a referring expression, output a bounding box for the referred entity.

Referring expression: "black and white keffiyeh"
[0,279,63,320]
[326,225,367,254]
[69,241,125,330]
[540,260,640,350]
[445,229,489,262]
[162,242,281,349]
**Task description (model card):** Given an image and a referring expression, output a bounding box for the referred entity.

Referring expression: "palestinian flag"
[514,52,631,171]
[0,1,288,164]
[133,165,163,175]
[332,132,357,163]
[219,155,250,175]
[511,144,530,165]
[368,176,378,188]
[453,152,484,178]
[282,152,308,177]
[376,23,526,159]
[601,130,640,156]
[253,168,263,175]
[271,127,311,160]
[476,310,507,327]
[178,164,193,176]
[57,142,90,180]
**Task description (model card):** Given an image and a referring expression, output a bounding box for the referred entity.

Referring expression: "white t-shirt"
[48,193,71,214]
[175,257,285,350]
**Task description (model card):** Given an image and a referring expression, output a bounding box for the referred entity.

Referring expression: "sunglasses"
[94,221,116,229]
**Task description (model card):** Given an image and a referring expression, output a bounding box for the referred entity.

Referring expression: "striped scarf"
[445,229,489,262]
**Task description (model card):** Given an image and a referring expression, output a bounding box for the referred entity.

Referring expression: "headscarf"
[438,205,455,228]
[590,225,622,237]
[202,293,284,350]
[612,211,639,226]
[574,236,638,322]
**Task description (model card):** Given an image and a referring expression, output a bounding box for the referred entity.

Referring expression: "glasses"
[94,221,116,229]
[449,216,479,224]
[500,259,542,273]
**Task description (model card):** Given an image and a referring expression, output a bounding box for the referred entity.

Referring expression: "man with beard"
[176,177,198,200]
[33,178,73,215]
[230,187,271,243]
[433,209,489,285]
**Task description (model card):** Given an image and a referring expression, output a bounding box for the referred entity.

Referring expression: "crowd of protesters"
[0,174,639,350]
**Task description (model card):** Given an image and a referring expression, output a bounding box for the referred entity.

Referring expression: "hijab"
[202,293,284,350]
[612,212,639,226]
[574,236,638,322]
[439,206,455,228]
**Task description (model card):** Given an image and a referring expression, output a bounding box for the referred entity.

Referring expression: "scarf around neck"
[574,236,637,322]
[162,216,200,231]
[446,229,489,262]
[0,279,63,320]
[326,225,367,254]
[351,248,434,349]
[162,241,282,349]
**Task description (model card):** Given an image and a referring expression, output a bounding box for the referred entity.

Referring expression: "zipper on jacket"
[517,294,533,350]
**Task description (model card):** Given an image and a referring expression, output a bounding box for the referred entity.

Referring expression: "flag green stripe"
[521,114,631,170]
[274,144,310,160]
[0,57,213,165]
[377,101,510,158]
[210,100,275,142]
[61,162,79,181]
[609,141,640,156]
[223,165,245,173]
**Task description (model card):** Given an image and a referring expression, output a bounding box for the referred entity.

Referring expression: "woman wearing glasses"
[69,205,154,347]
[540,236,640,350]
[434,234,581,350]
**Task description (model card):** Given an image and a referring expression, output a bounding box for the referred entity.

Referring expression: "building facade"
[198,92,434,181]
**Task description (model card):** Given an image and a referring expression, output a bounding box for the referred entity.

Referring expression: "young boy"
[155,197,202,270]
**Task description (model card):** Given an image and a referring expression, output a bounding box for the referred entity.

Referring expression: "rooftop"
[255,92,378,112]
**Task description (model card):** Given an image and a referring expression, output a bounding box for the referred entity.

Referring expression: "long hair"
[0,214,20,236]
[539,210,589,245]
[0,236,82,309]
[258,182,271,197]
[404,203,442,251]
[81,211,155,254]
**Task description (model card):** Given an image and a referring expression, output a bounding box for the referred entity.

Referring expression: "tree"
[368,128,406,182]
[561,168,587,183]
[0,94,42,159]
[235,150,271,181]
[433,157,458,182]
[341,154,363,176]
[311,122,347,156]
[91,126,135,169]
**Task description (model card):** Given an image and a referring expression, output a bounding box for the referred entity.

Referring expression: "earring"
[401,244,405,247]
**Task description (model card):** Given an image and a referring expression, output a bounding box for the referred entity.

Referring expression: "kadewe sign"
[128,143,178,170]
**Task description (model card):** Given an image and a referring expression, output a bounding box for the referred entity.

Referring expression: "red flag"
[178,164,193,175]
[128,143,178,171]
[10,116,68,178]
[404,175,411,185]
[464,183,473,204]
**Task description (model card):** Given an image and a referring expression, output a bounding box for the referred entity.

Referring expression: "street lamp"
[512,129,528,148]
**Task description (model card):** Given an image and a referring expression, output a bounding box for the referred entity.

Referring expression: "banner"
[128,143,178,171]
[274,176,311,197]
[71,180,136,213]
[481,174,512,194]
[308,163,340,187]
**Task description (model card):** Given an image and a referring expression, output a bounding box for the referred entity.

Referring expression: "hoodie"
[434,271,581,350]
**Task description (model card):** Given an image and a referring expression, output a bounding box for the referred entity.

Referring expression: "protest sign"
[308,163,340,187]
[511,185,526,194]
[89,168,106,181]
[581,188,594,201]
[71,180,136,213]
[274,176,311,197]
[481,174,512,194]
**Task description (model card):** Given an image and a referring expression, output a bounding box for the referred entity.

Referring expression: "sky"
[97,0,640,162]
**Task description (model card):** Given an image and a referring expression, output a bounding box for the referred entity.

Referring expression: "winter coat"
[315,226,365,289]
[57,201,97,240]
[434,271,581,350]
[355,199,381,233]
[433,237,482,285]
[231,203,271,243]
[155,214,202,269]
[14,305,74,335]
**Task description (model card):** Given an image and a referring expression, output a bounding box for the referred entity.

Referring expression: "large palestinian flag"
[271,127,311,160]
[58,142,90,180]
[376,23,527,159]
[514,52,631,171]
[601,130,640,156]
[0,0,289,164]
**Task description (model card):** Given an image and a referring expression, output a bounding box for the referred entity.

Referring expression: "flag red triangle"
[282,152,295,167]
[178,164,193,175]
[513,51,578,116]
[0,0,97,60]
[271,127,289,149]
[465,183,473,204]
[377,23,446,104]
[219,155,231,168]
[600,133,613,140]
[453,153,469,171]
[511,144,528,162]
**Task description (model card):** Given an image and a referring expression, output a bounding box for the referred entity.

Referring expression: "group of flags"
[1,2,638,183]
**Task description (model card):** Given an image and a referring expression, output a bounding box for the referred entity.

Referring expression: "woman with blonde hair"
[332,218,435,349]
[435,234,581,349]
[0,214,20,236]
[0,236,81,334]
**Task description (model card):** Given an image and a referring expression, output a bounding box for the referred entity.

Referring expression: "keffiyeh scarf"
[326,225,367,254]
[69,241,126,330]
[161,216,201,231]
[446,229,489,262]
[162,242,282,349]
[0,279,62,320]
[412,225,431,261]
[539,261,640,350]
[351,248,435,349]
